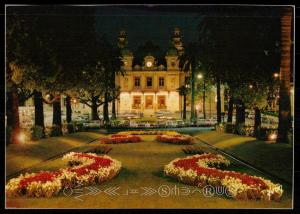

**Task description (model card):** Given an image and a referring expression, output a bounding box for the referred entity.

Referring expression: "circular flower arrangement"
[117,130,179,135]
[101,134,142,144]
[164,153,283,201]
[156,134,194,145]
[5,152,122,198]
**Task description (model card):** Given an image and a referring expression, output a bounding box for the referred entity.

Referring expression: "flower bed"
[5,152,121,198]
[117,130,179,135]
[164,153,283,201]
[101,134,142,144]
[156,134,194,145]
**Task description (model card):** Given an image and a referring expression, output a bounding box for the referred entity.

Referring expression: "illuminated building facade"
[115,28,188,115]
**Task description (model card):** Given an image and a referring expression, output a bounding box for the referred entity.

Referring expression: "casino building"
[115,28,189,116]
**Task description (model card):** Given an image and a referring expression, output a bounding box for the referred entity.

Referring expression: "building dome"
[158,64,165,70]
[133,64,141,70]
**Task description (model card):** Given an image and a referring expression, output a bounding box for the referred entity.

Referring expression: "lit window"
[134,77,140,88]
[157,96,166,109]
[146,77,152,87]
[159,77,165,87]
[132,96,141,109]
[145,95,153,109]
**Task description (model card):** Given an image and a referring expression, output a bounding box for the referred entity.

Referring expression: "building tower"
[165,43,179,71]
[171,27,184,56]
[118,30,133,71]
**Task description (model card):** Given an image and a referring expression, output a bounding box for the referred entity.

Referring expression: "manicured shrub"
[235,123,246,135]
[50,125,62,137]
[244,126,254,137]
[31,125,45,140]
[182,146,206,155]
[75,123,84,132]
[215,123,225,131]
[225,123,235,133]
[67,123,75,133]
[85,146,112,154]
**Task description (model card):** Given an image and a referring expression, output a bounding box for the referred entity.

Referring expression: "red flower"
[70,154,113,176]
[19,171,61,189]
[101,135,141,144]
[172,155,268,189]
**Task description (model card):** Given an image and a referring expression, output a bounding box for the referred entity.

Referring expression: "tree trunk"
[52,95,62,135]
[33,90,45,135]
[180,95,183,119]
[277,7,292,144]
[227,97,233,123]
[236,100,245,125]
[111,98,116,120]
[91,96,99,120]
[190,65,196,123]
[6,85,21,144]
[66,95,72,123]
[103,92,109,122]
[254,107,261,138]
[216,78,222,123]
[203,81,206,119]
[183,94,187,120]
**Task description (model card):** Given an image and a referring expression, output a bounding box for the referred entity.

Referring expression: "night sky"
[95,6,203,52]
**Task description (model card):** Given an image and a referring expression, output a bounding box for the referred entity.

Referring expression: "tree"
[277,7,293,143]
[198,13,281,127]
[198,20,227,124]
[179,43,202,123]
[6,6,97,138]
[75,36,123,122]
[177,86,189,120]
[6,7,59,143]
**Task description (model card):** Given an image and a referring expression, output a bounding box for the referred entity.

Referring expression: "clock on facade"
[146,61,153,67]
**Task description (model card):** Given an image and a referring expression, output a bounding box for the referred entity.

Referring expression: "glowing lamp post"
[197,74,203,79]
[197,73,206,119]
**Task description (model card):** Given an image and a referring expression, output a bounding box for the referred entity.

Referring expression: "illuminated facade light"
[274,73,279,78]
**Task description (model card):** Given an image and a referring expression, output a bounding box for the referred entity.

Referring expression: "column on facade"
[154,92,157,111]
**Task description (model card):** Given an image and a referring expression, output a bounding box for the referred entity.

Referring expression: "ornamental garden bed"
[5,152,122,198]
[117,130,179,135]
[84,146,112,154]
[100,134,142,144]
[156,134,195,145]
[164,153,283,201]
[182,146,206,155]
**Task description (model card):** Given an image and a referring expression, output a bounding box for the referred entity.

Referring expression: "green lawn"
[195,131,293,183]
[6,131,105,177]
[6,134,292,209]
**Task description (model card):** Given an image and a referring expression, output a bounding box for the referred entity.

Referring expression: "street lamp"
[249,84,253,89]
[197,73,206,119]
[273,72,279,78]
